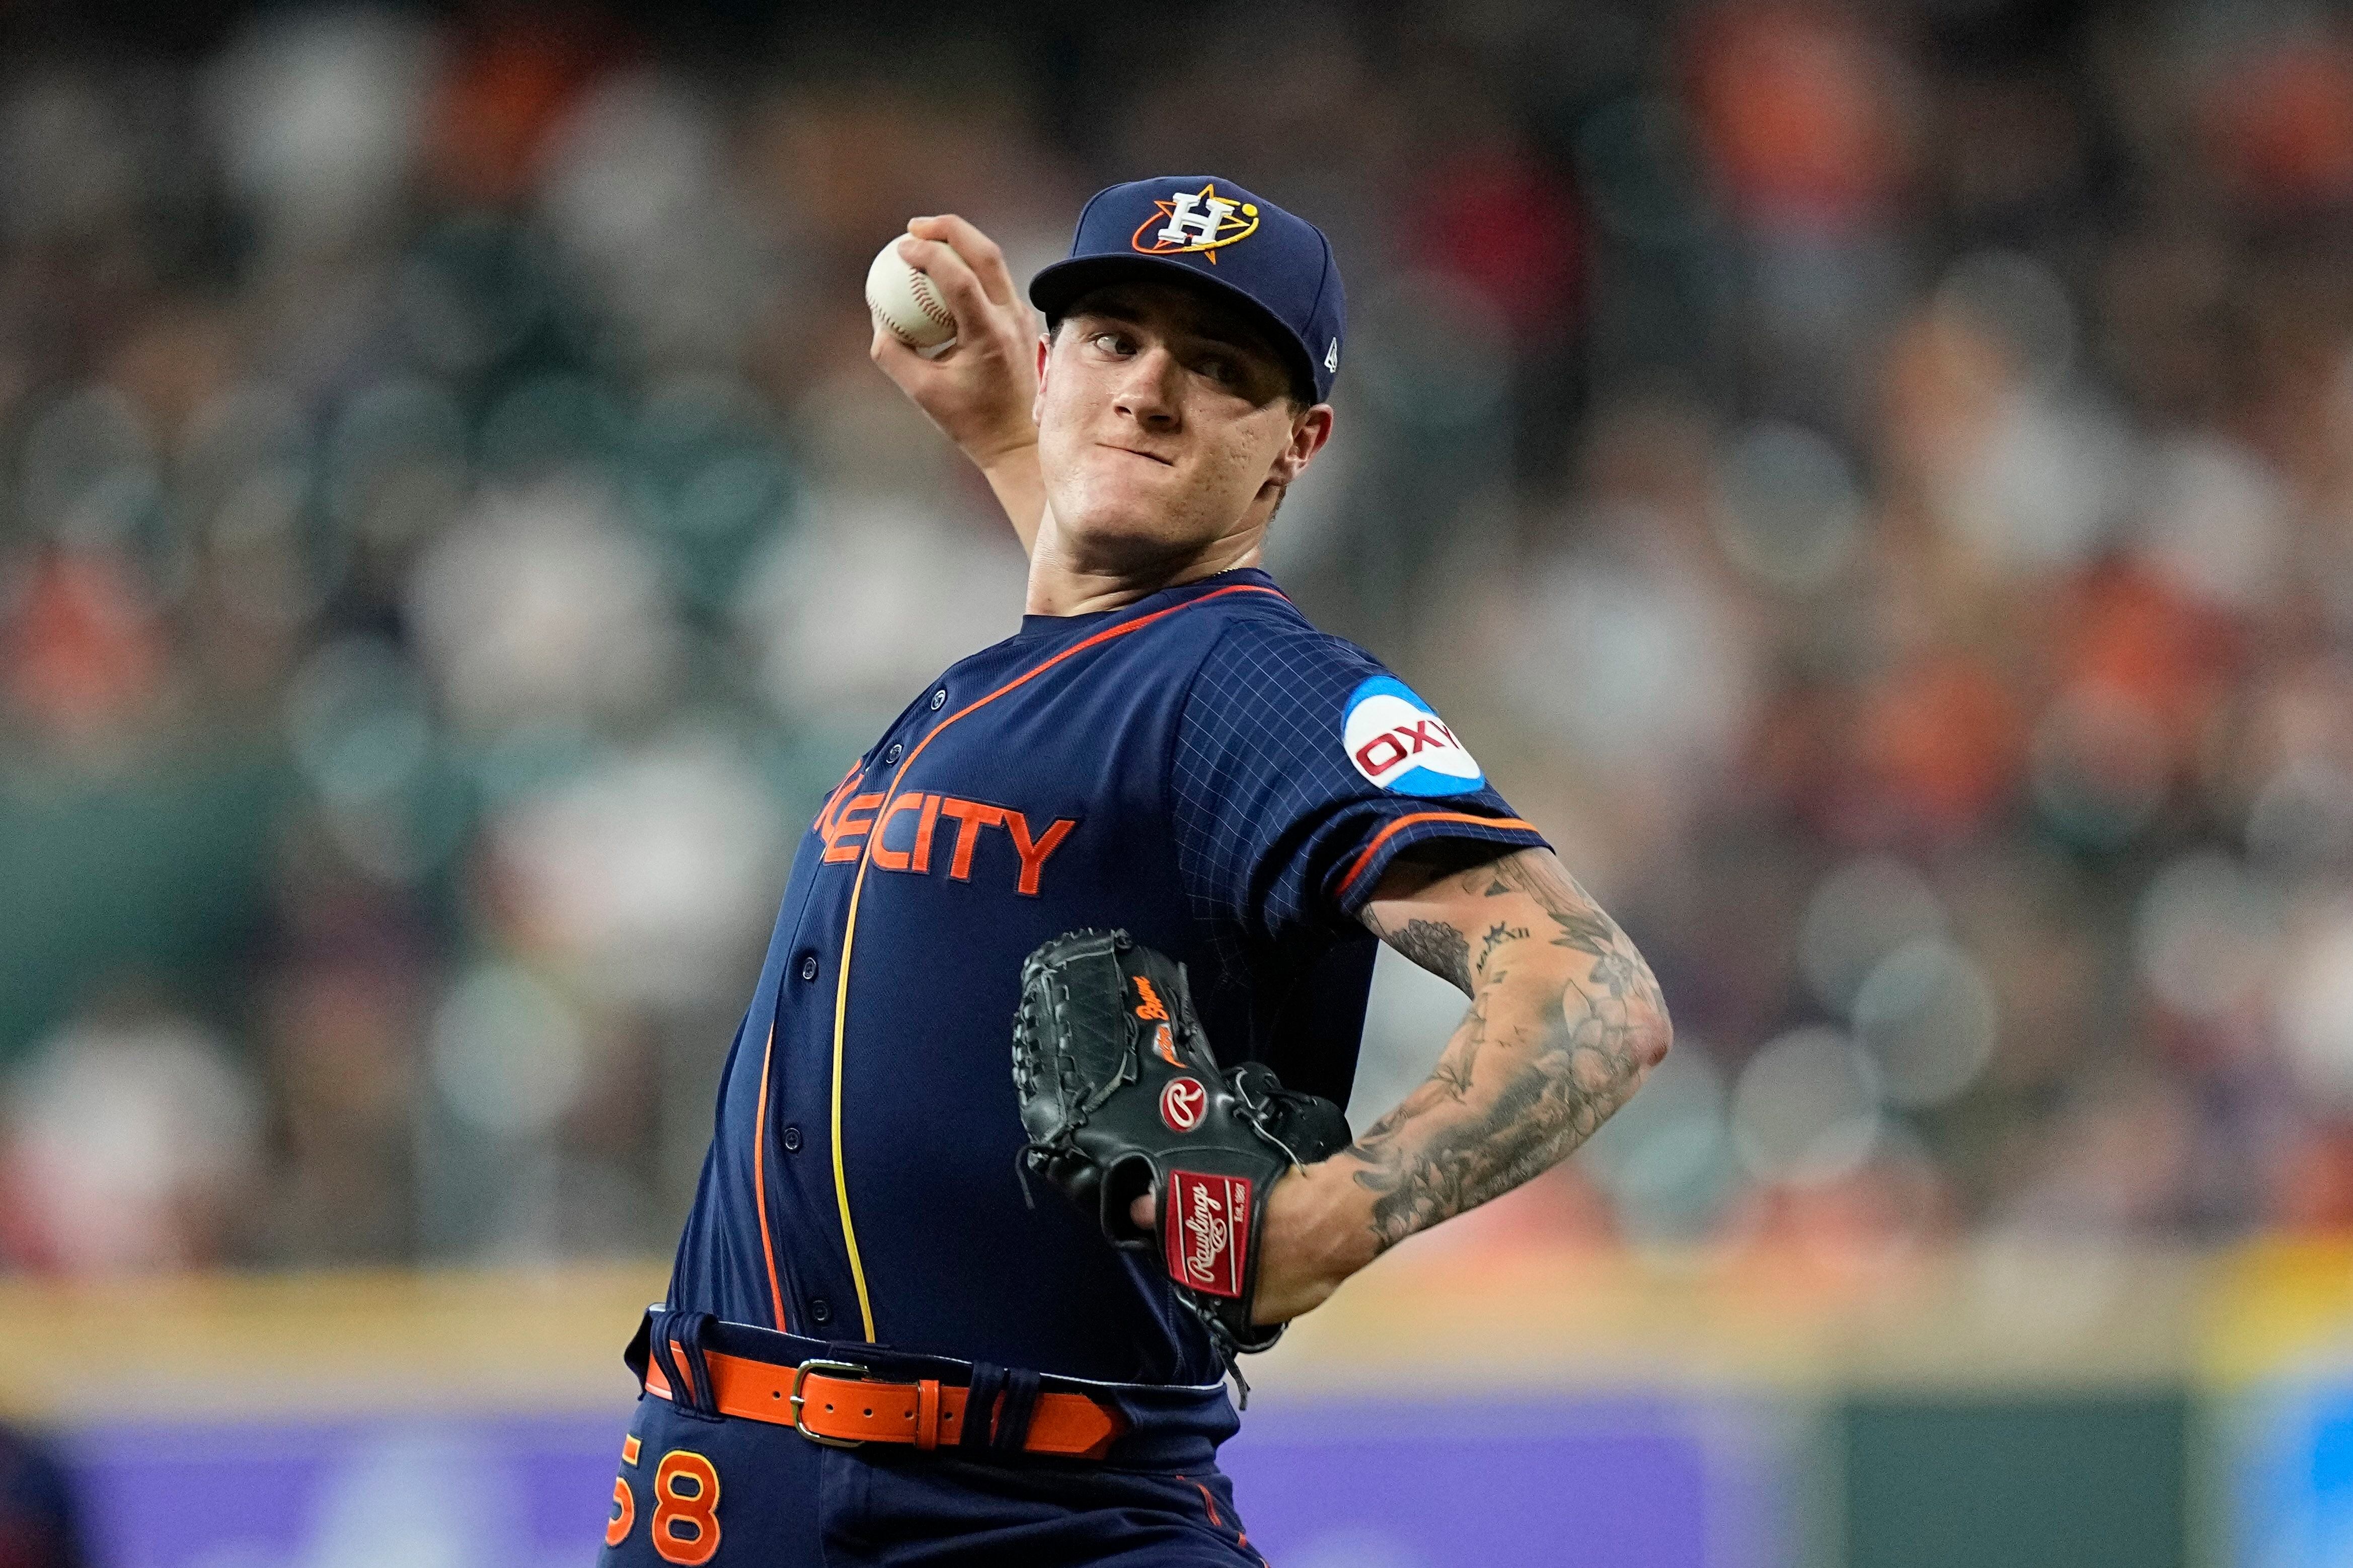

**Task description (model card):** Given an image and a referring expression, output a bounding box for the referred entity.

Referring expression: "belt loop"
[674,1310,720,1418]
[651,1309,723,1422]
[990,1367,1044,1454]
[645,1313,687,1403]
[959,1363,1009,1452]
[622,1307,657,1392]
[914,1378,941,1452]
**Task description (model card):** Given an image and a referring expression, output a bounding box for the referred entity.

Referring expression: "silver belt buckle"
[789,1358,872,1448]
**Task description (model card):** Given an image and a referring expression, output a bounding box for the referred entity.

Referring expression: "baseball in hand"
[866,238,957,353]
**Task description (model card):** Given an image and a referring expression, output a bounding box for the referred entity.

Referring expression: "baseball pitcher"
[596,176,1673,1567]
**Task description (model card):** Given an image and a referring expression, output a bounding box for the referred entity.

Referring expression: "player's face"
[1032,282,1332,566]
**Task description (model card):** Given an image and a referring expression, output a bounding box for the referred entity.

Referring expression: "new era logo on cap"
[1031,174,1348,403]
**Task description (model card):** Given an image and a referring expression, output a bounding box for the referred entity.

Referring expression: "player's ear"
[1266,403,1333,489]
[1032,331,1052,425]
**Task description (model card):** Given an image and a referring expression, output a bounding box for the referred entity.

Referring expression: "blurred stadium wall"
[5,0,2353,1562]
[10,1242,2353,1565]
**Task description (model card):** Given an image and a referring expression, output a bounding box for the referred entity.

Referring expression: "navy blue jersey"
[666,566,1549,1385]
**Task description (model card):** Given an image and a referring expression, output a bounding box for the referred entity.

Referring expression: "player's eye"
[1089,330,1131,356]
[1199,356,1236,386]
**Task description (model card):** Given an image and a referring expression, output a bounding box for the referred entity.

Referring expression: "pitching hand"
[869,215,1044,545]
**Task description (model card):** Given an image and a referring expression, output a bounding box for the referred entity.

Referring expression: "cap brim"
[1029,254,1320,405]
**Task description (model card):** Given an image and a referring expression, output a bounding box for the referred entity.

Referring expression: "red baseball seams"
[1163,1170,1250,1297]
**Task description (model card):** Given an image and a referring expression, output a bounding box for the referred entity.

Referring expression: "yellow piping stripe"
[829,852,882,1340]
[824,583,1289,1344]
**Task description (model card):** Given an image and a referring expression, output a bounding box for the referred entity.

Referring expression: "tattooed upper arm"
[1354,843,1509,993]
[1347,843,1673,1250]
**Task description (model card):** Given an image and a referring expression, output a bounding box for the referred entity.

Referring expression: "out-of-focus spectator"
[0,1006,262,1271]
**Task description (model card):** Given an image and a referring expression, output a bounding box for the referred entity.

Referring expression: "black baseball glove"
[1011,928,1351,1385]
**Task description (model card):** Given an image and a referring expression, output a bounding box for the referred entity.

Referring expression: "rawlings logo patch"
[1160,1076,1207,1133]
[1341,675,1484,797]
[1165,1170,1250,1297]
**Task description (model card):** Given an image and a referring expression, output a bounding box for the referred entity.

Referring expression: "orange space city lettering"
[812,783,1078,897]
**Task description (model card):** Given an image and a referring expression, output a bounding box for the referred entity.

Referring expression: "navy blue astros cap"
[1030,175,1346,404]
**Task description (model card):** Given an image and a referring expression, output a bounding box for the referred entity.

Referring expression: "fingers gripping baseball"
[915,213,1020,307]
[868,215,1039,468]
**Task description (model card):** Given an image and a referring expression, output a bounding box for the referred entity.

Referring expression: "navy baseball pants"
[594,1312,1264,1566]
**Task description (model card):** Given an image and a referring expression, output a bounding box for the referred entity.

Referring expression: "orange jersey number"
[604,1439,720,1564]
[650,1449,722,1565]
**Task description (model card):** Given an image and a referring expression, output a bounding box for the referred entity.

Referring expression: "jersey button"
[883,742,902,764]
[930,688,946,710]
[808,1297,832,1325]
[799,954,818,982]
[781,1124,802,1152]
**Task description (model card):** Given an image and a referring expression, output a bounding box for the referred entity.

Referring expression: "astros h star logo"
[1131,183,1260,265]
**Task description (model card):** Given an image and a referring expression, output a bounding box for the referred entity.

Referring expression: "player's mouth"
[1098,442,1175,466]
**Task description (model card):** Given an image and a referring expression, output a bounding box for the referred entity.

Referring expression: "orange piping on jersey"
[749,1023,787,1331]
[1333,810,1541,899]
[827,582,1289,1342]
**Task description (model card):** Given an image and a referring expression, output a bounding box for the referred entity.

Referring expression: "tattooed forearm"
[1349,849,1672,1251]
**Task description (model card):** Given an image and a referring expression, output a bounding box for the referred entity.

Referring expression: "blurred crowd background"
[3,0,2352,1285]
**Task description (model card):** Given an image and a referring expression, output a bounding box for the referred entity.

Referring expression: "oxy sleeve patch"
[1341,675,1484,796]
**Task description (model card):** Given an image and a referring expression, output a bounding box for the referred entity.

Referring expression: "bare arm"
[866,215,1047,553]
[1342,845,1673,1249]
[1245,844,1673,1321]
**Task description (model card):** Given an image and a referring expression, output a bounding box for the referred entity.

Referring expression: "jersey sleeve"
[1169,617,1551,945]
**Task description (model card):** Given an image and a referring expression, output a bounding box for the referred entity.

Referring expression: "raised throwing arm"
[867,215,1048,553]
[1245,845,1673,1322]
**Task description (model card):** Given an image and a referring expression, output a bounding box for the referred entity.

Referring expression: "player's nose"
[1110,345,1182,430]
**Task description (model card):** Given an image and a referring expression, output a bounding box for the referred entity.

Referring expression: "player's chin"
[1054,497,1207,564]
[1059,472,1189,536]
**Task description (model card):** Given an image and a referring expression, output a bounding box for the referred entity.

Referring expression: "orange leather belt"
[645,1347,1125,1459]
